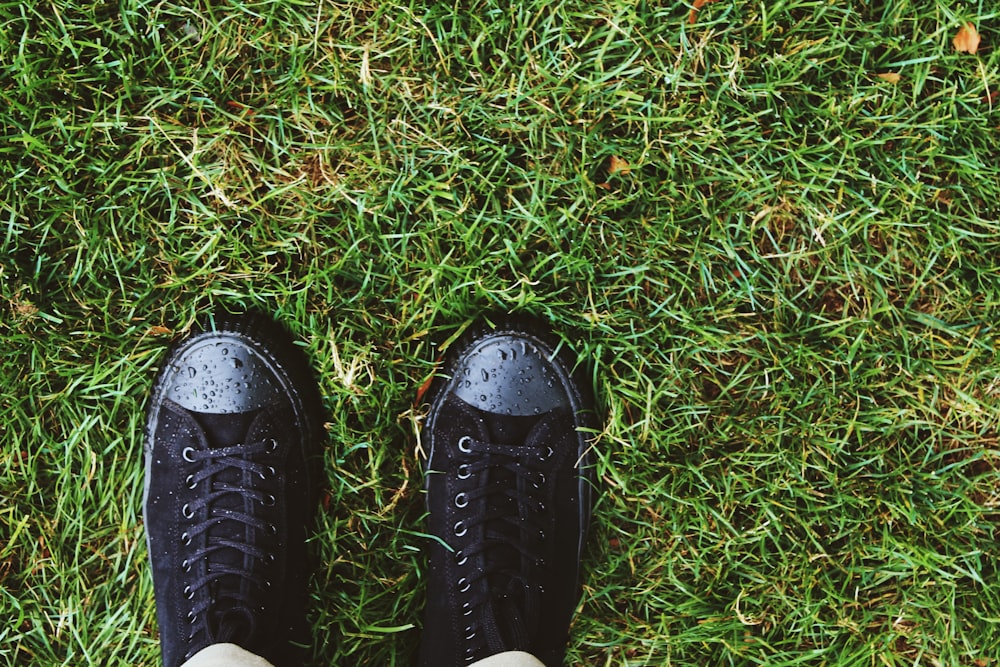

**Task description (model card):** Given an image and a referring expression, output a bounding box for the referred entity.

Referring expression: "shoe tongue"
[479,411,557,652]
[192,411,259,449]
[482,412,539,447]
[190,409,269,635]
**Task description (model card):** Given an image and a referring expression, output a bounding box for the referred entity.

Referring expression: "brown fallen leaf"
[609,155,631,176]
[414,361,440,405]
[876,72,901,84]
[147,325,172,336]
[688,0,716,24]
[953,22,981,54]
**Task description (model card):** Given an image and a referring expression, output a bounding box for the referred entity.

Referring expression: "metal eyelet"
[181,531,191,545]
[182,503,194,519]
[182,558,191,572]
[464,625,476,640]
[539,529,546,540]
[259,465,276,480]
[457,464,471,480]
[262,494,276,507]
[182,447,196,462]
[454,492,468,508]
[183,585,194,600]
[457,577,470,593]
[185,474,197,489]
[268,523,277,535]
[187,610,196,623]
[458,436,472,453]
[267,438,278,452]
[454,520,467,537]
[537,472,546,484]
[541,446,554,460]
[537,501,546,512]
[455,550,468,566]
[462,601,472,616]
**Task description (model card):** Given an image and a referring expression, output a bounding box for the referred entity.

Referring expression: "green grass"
[2,0,1000,664]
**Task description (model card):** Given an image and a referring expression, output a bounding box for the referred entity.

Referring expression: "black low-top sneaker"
[418,316,598,667]
[143,311,324,667]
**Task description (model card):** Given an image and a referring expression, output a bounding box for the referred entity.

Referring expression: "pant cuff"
[179,643,276,667]
[468,651,547,667]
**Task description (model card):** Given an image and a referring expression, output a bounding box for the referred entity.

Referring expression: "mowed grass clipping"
[2,0,999,665]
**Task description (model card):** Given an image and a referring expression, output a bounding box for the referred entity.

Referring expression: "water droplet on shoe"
[480,395,487,402]
[187,367,197,379]
[222,348,229,355]
[481,369,489,382]
[232,357,243,369]
[464,381,472,389]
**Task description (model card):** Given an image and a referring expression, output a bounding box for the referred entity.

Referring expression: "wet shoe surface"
[419,316,598,667]
[143,311,323,667]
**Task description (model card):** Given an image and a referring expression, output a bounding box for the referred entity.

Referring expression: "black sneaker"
[418,316,598,667]
[143,311,324,667]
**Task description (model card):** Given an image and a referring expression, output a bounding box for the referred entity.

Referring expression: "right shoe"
[418,316,598,666]
[143,311,324,667]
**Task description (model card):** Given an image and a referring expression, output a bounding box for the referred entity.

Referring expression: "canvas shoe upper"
[419,316,598,667]
[143,311,323,667]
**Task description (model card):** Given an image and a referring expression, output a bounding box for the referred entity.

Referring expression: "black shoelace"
[179,438,279,657]
[452,435,553,662]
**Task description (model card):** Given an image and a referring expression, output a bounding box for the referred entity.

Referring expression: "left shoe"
[143,311,324,667]
[418,315,598,667]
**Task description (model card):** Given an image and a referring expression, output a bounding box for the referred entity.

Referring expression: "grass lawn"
[3,0,1000,665]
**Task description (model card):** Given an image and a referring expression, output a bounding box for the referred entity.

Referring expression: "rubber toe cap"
[162,333,283,414]
[450,333,570,417]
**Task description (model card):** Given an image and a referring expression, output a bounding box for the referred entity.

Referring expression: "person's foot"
[418,316,598,666]
[143,311,324,667]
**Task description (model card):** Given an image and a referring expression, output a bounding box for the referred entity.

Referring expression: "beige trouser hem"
[179,643,546,667]
[469,651,547,667]
[180,643,276,667]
